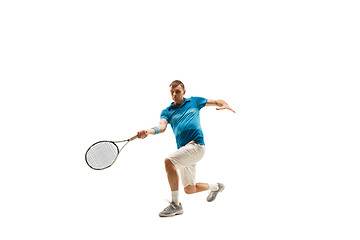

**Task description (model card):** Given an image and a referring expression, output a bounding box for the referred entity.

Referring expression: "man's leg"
[159,158,184,217]
[165,158,179,191]
[184,183,209,194]
[184,182,225,202]
[165,158,181,205]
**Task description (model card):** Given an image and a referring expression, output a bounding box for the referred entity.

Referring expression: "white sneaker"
[207,183,225,202]
[159,202,184,217]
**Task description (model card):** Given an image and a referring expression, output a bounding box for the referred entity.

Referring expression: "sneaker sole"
[159,210,184,217]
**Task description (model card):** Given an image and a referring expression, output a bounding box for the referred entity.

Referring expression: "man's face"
[170,85,186,104]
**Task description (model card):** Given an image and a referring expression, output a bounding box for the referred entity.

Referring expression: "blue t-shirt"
[160,97,208,149]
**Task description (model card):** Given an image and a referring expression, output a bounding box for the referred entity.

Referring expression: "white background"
[1,0,359,239]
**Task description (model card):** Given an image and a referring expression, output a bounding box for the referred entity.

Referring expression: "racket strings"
[86,142,119,169]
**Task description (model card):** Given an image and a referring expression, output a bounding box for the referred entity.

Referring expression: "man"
[137,80,235,217]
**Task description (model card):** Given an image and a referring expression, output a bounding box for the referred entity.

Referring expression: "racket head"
[85,141,120,170]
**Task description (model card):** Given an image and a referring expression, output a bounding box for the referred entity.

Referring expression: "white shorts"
[167,141,206,188]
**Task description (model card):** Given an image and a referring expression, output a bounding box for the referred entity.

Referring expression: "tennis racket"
[85,135,138,170]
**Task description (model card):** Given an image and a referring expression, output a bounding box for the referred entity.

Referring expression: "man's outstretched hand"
[216,104,236,113]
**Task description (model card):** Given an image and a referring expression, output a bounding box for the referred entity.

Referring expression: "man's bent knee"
[184,185,196,194]
[165,158,175,170]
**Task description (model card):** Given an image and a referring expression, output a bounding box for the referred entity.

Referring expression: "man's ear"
[183,89,186,95]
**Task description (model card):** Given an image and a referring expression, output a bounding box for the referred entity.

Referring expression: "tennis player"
[137,80,235,217]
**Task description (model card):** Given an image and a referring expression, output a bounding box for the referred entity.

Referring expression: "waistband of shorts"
[186,140,205,147]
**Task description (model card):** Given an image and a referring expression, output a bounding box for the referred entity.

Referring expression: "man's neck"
[174,98,185,106]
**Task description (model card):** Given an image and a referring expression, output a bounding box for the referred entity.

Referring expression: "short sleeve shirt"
[160,97,208,149]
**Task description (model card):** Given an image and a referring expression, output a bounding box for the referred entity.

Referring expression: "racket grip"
[129,135,138,141]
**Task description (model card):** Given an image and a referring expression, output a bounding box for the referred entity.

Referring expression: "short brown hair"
[169,80,185,90]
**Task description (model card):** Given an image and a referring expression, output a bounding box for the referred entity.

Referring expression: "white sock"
[209,183,219,192]
[171,191,179,205]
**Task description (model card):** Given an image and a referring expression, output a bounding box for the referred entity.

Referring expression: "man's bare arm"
[137,118,168,139]
[206,99,236,113]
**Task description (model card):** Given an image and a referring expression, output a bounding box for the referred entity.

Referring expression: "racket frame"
[85,135,138,170]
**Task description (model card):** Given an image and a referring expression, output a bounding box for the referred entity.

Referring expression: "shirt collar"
[169,98,190,109]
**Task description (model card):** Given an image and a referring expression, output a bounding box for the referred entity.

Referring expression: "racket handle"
[129,135,138,141]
